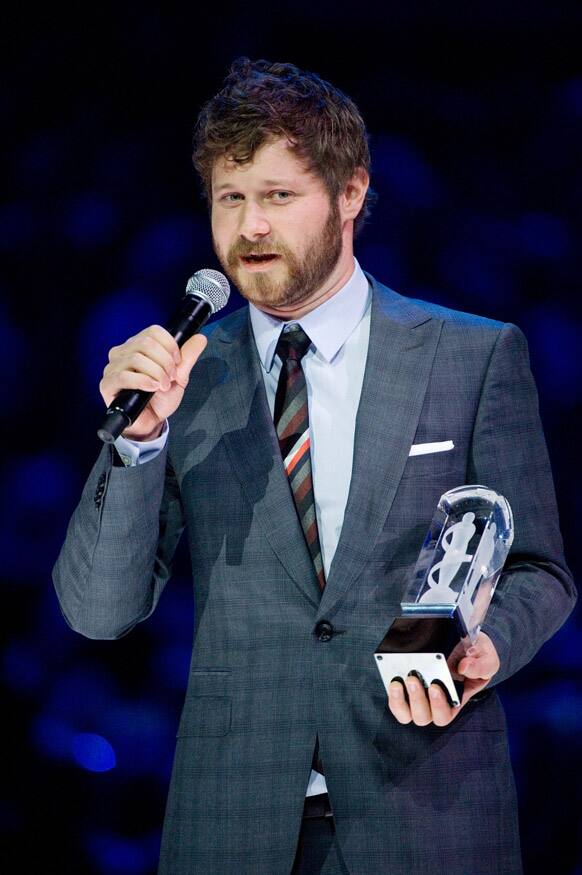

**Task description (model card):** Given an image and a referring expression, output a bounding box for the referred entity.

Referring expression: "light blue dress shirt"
[115,257,372,796]
[248,260,371,579]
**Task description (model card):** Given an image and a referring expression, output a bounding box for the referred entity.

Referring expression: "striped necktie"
[274,324,326,590]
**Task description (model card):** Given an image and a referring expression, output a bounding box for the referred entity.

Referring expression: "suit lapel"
[317,277,443,618]
[209,275,442,614]
[212,310,321,607]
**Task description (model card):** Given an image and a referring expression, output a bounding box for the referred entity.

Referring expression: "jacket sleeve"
[470,322,576,685]
[52,443,185,639]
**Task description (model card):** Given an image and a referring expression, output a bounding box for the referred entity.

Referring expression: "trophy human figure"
[419,511,476,604]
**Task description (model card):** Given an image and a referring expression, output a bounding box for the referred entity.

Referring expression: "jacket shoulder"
[371,276,513,339]
[412,298,505,331]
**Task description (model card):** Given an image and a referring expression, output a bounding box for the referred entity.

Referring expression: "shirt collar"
[249,258,370,372]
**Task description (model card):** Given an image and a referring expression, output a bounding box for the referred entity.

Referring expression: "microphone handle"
[97,296,212,444]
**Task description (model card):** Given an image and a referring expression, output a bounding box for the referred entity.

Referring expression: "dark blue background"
[1,3,580,873]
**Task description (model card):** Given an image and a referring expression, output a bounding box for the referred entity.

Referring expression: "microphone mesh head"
[185,269,230,313]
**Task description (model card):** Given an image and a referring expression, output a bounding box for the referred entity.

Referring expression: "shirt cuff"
[114,421,169,467]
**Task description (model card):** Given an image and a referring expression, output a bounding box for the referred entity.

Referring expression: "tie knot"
[275,324,313,364]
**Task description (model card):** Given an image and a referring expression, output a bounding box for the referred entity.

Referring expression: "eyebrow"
[213,179,296,192]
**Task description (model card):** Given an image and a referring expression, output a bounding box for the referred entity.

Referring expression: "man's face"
[211,138,344,312]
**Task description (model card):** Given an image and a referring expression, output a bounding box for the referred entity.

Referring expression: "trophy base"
[374,651,461,707]
[374,616,464,708]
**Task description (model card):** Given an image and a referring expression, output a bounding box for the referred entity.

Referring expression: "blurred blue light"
[77,287,164,391]
[437,245,515,306]
[85,830,160,875]
[357,242,406,289]
[525,305,582,403]
[517,212,570,260]
[31,715,74,760]
[372,135,443,208]
[463,215,519,258]
[557,76,582,118]
[125,214,207,277]
[0,452,79,581]
[2,641,44,692]
[537,623,582,668]
[541,684,582,736]
[63,193,117,248]
[3,453,76,513]
[101,702,173,778]
[0,306,26,405]
[152,643,192,689]
[47,666,118,723]
[72,733,116,772]
[147,580,194,644]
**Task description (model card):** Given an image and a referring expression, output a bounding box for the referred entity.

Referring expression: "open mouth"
[241,253,280,265]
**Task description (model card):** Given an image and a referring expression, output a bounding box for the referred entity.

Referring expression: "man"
[53,58,576,874]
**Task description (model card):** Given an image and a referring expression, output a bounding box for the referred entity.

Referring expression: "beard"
[213,200,343,310]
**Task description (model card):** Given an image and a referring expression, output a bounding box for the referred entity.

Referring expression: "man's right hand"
[99,326,208,441]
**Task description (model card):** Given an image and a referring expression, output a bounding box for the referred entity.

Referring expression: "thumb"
[456,633,500,681]
[457,651,497,681]
[175,334,208,385]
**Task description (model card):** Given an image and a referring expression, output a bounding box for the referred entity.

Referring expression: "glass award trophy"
[374,485,514,706]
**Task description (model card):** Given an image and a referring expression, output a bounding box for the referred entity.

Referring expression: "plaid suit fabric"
[53,276,576,874]
[274,325,326,590]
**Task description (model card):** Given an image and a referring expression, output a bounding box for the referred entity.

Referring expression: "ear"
[338,167,369,222]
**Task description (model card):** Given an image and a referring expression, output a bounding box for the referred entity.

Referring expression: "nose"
[238,200,271,240]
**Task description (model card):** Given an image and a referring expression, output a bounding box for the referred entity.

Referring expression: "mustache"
[228,240,285,259]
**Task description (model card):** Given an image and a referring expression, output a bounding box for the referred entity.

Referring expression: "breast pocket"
[400,443,461,483]
[176,669,232,738]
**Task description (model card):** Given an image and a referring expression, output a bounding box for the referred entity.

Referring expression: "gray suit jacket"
[53,277,576,875]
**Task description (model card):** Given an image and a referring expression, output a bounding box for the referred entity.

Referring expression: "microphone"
[97,269,230,444]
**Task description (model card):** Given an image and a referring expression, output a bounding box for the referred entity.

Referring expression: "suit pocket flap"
[177,695,232,737]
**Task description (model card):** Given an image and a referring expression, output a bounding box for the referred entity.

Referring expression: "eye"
[269,191,293,202]
[220,193,243,203]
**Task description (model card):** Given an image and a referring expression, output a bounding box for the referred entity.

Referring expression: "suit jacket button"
[315,621,334,642]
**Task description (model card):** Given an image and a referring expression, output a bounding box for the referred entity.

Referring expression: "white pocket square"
[409,440,455,456]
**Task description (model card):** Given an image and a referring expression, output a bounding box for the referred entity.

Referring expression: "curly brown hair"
[193,58,375,236]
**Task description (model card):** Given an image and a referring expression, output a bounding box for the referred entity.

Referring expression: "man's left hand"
[387,632,500,727]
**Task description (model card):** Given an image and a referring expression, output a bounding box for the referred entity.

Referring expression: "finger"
[138,334,179,377]
[404,676,432,726]
[99,370,161,405]
[453,633,500,682]
[457,652,498,680]
[109,327,180,372]
[175,334,208,386]
[428,684,457,726]
[118,351,174,390]
[136,325,181,360]
[446,640,467,680]
[388,681,412,724]
[113,336,178,380]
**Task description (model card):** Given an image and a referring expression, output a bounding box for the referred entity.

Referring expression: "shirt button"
[315,621,334,642]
